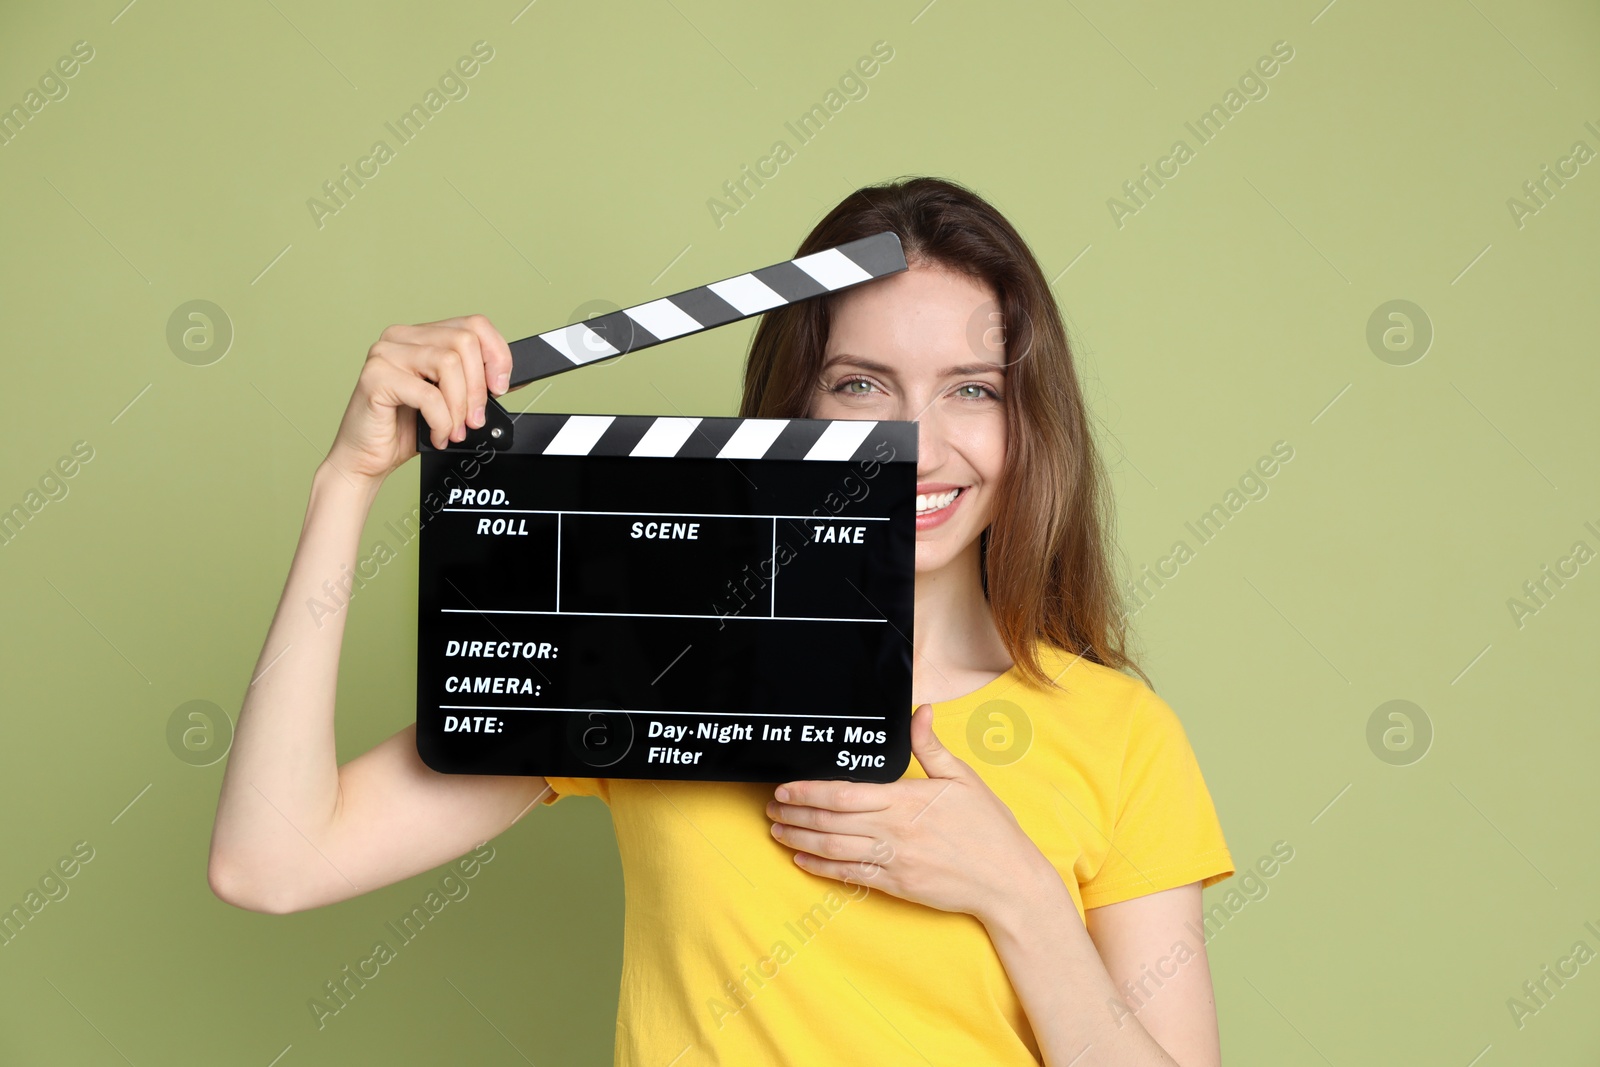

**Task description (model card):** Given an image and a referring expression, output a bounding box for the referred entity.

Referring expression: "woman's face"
[807,262,1008,575]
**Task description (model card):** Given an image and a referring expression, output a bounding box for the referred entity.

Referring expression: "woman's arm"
[980,873,1219,1067]
[1084,887,1221,1063]
[207,316,549,915]
[767,706,1221,1065]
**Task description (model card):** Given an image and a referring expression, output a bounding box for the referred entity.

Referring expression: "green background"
[1,0,1596,1062]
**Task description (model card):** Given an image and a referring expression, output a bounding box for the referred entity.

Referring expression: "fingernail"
[494,372,509,394]
[775,786,790,802]
[472,405,485,427]
[770,823,783,838]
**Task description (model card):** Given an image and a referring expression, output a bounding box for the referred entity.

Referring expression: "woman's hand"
[324,315,514,484]
[766,705,1060,923]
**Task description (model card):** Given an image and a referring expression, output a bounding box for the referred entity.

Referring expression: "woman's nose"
[914,409,948,471]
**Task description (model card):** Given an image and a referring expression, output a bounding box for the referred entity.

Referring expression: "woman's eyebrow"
[825,353,1007,377]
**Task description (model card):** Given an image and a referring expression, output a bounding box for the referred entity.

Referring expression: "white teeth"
[916,488,961,514]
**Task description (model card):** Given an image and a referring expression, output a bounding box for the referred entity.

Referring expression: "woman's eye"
[830,378,998,399]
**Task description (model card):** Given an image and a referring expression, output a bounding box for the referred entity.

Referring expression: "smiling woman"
[209,174,1233,1067]
[537,177,1236,1066]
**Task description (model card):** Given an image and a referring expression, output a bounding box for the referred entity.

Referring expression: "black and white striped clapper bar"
[413,232,920,784]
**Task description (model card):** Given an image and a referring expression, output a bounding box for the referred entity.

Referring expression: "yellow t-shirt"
[540,641,1233,1065]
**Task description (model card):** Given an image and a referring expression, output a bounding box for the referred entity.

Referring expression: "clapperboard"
[413,232,920,784]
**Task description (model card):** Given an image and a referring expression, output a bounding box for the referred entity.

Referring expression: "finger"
[382,324,487,430]
[439,314,514,397]
[766,800,876,834]
[792,852,887,886]
[774,780,891,812]
[422,344,470,440]
[368,356,454,450]
[770,822,878,862]
[910,705,969,780]
[368,336,465,424]
[441,326,487,430]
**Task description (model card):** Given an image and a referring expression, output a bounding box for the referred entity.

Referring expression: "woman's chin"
[913,533,976,574]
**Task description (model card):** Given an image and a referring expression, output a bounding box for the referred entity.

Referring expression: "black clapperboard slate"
[414,232,920,784]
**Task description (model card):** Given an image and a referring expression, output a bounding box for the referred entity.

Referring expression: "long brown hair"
[739,175,1145,689]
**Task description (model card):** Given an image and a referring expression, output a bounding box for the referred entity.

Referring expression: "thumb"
[910,705,968,780]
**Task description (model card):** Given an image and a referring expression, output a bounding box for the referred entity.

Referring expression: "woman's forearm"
[981,866,1179,1067]
[207,460,382,908]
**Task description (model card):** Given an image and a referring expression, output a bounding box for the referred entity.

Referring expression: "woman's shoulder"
[1023,641,1203,753]
[1023,640,1150,708]
[1013,641,1189,747]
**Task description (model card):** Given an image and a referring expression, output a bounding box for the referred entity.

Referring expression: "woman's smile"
[915,483,968,530]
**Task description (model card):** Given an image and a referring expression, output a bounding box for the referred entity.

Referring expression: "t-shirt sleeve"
[1078,685,1234,910]
[539,776,612,806]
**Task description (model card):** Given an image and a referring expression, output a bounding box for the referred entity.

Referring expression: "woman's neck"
[911,535,1013,698]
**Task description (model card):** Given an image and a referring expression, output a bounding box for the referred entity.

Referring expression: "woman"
[208,176,1234,1066]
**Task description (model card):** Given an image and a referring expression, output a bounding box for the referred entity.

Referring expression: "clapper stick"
[422,231,907,451]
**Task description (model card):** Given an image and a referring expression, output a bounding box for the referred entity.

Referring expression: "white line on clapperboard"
[443,506,889,622]
[439,706,886,719]
[439,610,884,622]
[441,508,890,520]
